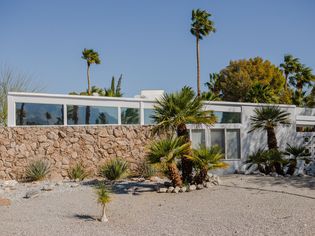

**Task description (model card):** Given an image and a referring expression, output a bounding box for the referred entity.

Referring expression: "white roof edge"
[8,91,157,102]
[204,100,297,108]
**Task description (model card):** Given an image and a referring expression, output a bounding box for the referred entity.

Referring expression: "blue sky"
[0,0,314,96]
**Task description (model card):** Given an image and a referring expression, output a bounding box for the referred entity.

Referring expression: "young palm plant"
[96,183,111,223]
[187,145,228,184]
[152,86,216,183]
[147,137,191,187]
[249,106,291,150]
[284,143,311,175]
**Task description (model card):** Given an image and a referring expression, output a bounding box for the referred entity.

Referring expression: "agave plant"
[96,183,111,222]
[284,143,311,175]
[147,137,191,187]
[68,163,89,181]
[187,145,228,184]
[100,158,129,181]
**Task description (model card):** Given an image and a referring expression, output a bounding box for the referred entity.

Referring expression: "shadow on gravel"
[246,176,315,190]
[111,182,157,195]
[221,184,315,200]
[73,214,97,221]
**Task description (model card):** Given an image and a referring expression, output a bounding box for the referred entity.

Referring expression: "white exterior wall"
[7,92,315,174]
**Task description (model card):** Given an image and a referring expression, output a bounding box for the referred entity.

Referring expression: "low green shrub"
[100,158,129,181]
[133,159,157,178]
[25,160,50,181]
[68,163,89,181]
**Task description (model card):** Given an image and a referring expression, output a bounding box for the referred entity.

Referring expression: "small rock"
[157,187,167,193]
[41,185,54,191]
[270,172,279,177]
[173,186,180,193]
[55,181,63,186]
[70,183,79,188]
[197,184,203,190]
[179,186,187,192]
[167,187,174,193]
[0,198,11,206]
[188,185,196,191]
[1,180,18,188]
[25,190,40,199]
[149,176,162,182]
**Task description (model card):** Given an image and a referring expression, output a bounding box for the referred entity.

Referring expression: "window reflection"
[67,105,118,125]
[213,111,241,123]
[16,103,64,126]
[121,108,140,124]
[144,109,155,125]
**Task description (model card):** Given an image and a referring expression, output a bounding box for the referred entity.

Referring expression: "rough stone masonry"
[0,126,159,180]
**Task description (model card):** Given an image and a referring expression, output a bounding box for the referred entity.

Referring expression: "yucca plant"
[147,136,191,187]
[186,145,228,184]
[100,158,129,181]
[96,183,111,222]
[284,143,311,175]
[25,160,50,181]
[68,163,89,181]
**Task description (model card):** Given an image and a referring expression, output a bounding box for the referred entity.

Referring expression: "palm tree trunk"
[168,162,182,187]
[196,36,201,97]
[267,128,277,150]
[194,167,208,184]
[100,204,108,222]
[176,123,193,183]
[87,63,91,95]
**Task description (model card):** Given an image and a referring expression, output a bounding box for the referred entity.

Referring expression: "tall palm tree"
[249,106,291,150]
[81,48,101,95]
[280,54,300,89]
[152,86,216,182]
[191,9,216,97]
[147,137,190,187]
[186,145,228,184]
[96,183,111,222]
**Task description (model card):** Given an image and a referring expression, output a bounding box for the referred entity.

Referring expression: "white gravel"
[1,175,315,236]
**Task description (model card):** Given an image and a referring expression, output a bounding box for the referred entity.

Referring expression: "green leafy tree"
[202,73,221,101]
[147,137,191,187]
[249,106,291,150]
[219,57,289,103]
[152,86,216,182]
[191,9,216,97]
[81,48,101,95]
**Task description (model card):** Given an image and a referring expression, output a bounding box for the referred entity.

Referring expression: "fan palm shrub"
[152,86,216,183]
[147,137,191,187]
[187,145,228,184]
[96,183,111,222]
[25,160,50,181]
[249,106,291,150]
[100,158,129,181]
[284,144,311,175]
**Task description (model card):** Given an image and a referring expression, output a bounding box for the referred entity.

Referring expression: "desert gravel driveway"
[1,175,314,236]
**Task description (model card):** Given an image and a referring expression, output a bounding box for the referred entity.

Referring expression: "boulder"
[173,186,180,193]
[157,187,167,193]
[167,187,174,193]
[188,185,196,191]
[244,164,258,175]
[179,186,187,192]
[197,184,203,190]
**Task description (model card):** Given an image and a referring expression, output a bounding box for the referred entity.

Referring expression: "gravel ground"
[1,175,315,236]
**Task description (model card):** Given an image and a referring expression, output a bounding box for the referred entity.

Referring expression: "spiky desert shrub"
[96,183,111,222]
[133,159,157,178]
[25,160,50,181]
[68,163,89,181]
[100,158,129,181]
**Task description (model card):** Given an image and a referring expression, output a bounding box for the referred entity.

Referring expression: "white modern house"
[7,91,315,173]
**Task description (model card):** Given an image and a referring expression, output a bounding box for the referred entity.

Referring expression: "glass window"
[214,111,241,123]
[67,105,118,125]
[121,108,140,124]
[144,109,155,125]
[226,129,241,159]
[16,103,64,126]
[211,129,225,153]
[191,129,206,149]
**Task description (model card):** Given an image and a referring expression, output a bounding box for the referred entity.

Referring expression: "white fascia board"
[204,100,296,108]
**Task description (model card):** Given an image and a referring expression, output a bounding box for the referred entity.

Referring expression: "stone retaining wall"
[0,126,159,180]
